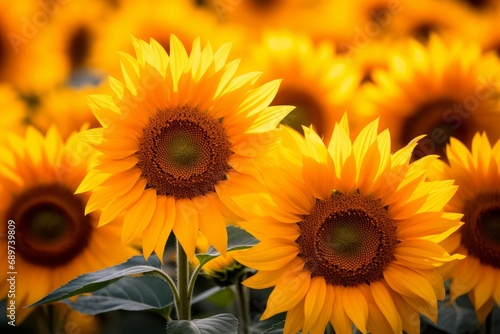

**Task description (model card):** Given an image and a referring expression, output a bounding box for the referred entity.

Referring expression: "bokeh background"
[1,0,499,333]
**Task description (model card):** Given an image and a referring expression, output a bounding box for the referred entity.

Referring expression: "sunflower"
[195,233,242,287]
[455,0,500,12]
[30,0,114,81]
[476,7,500,56]
[219,0,322,27]
[0,84,30,142]
[0,2,58,91]
[76,35,293,261]
[93,0,229,78]
[31,84,110,139]
[384,0,478,43]
[353,35,500,160]
[429,133,500,323]
[242,30,361,144]
[223,116,464,334]
[0,126,138,322]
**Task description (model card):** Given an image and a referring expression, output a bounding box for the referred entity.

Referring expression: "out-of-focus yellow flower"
[475,7,500,55]
[93,0,229,78]
[31,0,114,81]
[0,2,56,90]
[346,38,402,85]
[31,84,109,139]
[219,0,323,26]
[242,30,361,144]
[226,116,463,334]
[430,133,500,323]
[456,0,500,13]
[195,233,243,287]
[385,0,479,43]
[0,84,29,141]
[353,35,500,160]
[0,127,139,322]
[76,35,293,261]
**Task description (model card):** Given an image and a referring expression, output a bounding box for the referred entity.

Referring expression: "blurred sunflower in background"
[77,35,293,261]
[353,35,500,160]
[0,84,30,141]
[195,233,243,287]
[226,116,463,334]
[430,133,500,323]
[0,127,138,322]
[241,30,360,143]
[29,0,114,85]
[384,0,479,43]
[30,84,110,139]
[93,0,238,78]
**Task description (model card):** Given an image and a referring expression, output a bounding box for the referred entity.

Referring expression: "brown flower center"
[461,192,500,268]
[6,184,92,267]
[137,105,232,199]
[250,0,280,10]
[410,23,443,43]
[297,192,397,287]
[461,0,492,10]
[67,26,92,69]
[272,87,325,137]
[401,99,473,161]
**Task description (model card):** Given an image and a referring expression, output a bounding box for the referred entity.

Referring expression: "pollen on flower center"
[297,192,397,287]
[462,192,500,268]
[6,184,92,267]
[137,105,232,199]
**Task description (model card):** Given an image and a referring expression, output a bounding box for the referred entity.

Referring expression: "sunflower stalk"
[234,274,251,334]
[176,240,192,321]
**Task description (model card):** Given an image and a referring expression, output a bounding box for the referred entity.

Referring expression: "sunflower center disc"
[298,192,397,287]
[462,192,500,268]
[137,105,232,199]
[401,99,471,161]
[6,184,92,267]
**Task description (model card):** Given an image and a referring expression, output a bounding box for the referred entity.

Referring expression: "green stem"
[187,263,203,306]
[235,275,251,334]
[159,269,180,318]
[176,240,191,320]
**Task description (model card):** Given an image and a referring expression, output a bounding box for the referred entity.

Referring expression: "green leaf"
[167,314,238,334]
[422,300,479,334]
[195,226,258,266]
[191,286,224,305]
[61,275,174,315]
[29,255,165,307]
[206,288,235,308]
[261,321,285,333]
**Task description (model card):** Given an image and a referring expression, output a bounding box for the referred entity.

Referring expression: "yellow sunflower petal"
[154,196,176,259]
[302,276,327,333]
[122,188,157,245]
[384,263,437,307]
[142,195,167,259]
[172,199,199,261]
[197,194,227,257]
[342,286,369,334]
[330,286,353,334]
[370,281,403,334]
[283,300,305,334]
[261,269,311,320]
[234,238,299,271]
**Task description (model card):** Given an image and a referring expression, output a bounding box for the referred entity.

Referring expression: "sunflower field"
[1,1,500,333]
